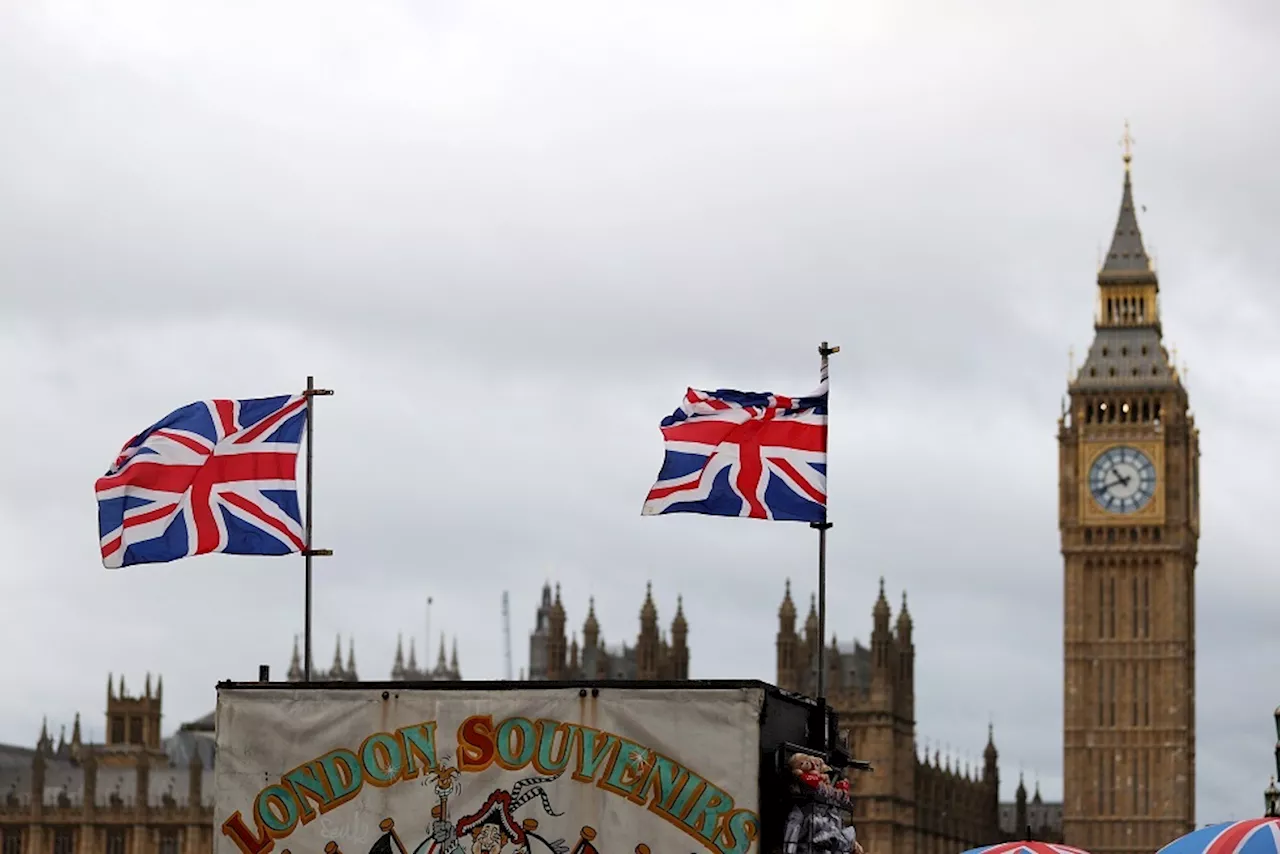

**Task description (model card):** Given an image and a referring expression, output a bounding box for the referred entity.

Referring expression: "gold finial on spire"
[1121,120,1135,169]
[1068,345,1075,381]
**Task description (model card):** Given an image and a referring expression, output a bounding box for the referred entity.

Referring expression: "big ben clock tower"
[1059,130,1199,854]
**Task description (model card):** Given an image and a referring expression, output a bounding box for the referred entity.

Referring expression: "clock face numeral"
[1088,446,1157,514]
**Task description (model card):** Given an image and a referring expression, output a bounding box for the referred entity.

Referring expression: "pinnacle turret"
[640,581,657,625]
[583,597,599,647]
[779,579,796,622]
[873,577,891,634]
[1100,124,1153,280]
[896,590,912,637]
[1072,131,1177,391]
[874,577,890,616]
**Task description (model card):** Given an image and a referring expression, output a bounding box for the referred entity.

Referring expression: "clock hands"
[1103,470,1133,491]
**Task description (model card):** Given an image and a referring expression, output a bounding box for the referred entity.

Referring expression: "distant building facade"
[527,581,688,681]
[0,675,214,854]
[1000,776,1065,842]
[777,578,1002,854]
[283,631,462,682]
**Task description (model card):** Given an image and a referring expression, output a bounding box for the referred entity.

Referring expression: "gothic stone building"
[777,579,1003,854]
[528,581,689,680]
[1059,143,1198,853]
[282,631,463,682]
[0,676,214,854]
[1000,776,1065,843]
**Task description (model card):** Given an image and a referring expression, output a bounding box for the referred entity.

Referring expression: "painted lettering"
[220,811,273,854]
[457,715,496,772]
[717,808,760,854]
[283,762,330,822]
[681,783,733,844]
[398,722,438,778]
[532,720,575,776]
[599,738,650,799]
[215,713,761,854]
[257,784,300,835]
[571,727,619,783]
[635,754,686,811]
[495,717,537,770]
[317,748,362,804]
[361,733,404,786]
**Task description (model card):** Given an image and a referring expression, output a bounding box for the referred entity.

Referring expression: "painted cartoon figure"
[413,771,569,854]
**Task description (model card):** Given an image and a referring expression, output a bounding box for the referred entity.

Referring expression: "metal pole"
[304,375,315,682]
[811,341,839,748]
[302,376,335,683]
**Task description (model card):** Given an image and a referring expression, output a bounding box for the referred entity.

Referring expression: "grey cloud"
[2,0,1279,825]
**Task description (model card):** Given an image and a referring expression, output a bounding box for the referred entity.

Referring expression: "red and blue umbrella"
[1157,819,1280,854]
[961,843,1092,854]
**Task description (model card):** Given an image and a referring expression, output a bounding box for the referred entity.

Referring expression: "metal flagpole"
[303,375,335,682]
[811,341,839,749]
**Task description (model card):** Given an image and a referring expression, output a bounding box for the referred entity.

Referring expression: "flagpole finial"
[819,341,841,357]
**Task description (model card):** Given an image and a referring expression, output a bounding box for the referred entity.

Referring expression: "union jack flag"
[1155,819,1280,854]
[95,394,309,569]
[641,380,827,522]
[961,844,1092,854]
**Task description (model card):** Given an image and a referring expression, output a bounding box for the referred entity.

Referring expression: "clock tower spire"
[1058,131,1199,854]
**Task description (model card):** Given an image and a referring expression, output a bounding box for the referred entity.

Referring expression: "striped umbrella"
[962,843,1093,854]
[1157,819,1280,854]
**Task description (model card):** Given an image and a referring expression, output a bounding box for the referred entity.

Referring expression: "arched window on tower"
[1143,752,1151,813]
[1142,575,1150,638]
[1143,659,1150,724]
[1099,571,1107,637]
[1131,576,1138,638]
[1109,575,1117,639]
[1131,750,1139,810]
[1096,752,1105,814]
[1097,663,1105,726]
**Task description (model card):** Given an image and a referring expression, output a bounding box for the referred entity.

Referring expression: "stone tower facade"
[1059,141,1199,854]
[528,581,689,681]
[777,579,1002,854]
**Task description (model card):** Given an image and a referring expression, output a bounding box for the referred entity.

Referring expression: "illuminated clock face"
[1089,446,1157,513]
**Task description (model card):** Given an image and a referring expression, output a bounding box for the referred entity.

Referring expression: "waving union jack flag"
[641,380,828,522]
[94,394,309,569]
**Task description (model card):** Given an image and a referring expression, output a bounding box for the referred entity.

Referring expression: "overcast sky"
[2,0,1279,826]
